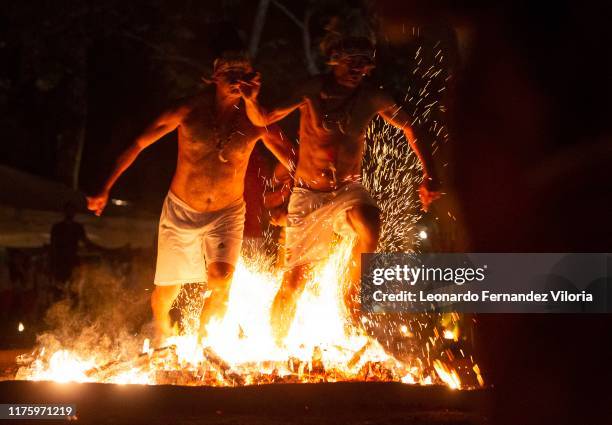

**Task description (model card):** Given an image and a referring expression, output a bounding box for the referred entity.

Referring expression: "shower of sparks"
[364,119,422,252]
[358,36,481,390]
[364,36,450,251]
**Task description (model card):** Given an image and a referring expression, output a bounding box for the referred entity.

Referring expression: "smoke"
[24,239,278,370]
[34,260,152,365]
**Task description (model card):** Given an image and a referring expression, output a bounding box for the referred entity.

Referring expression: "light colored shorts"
[285,182,379,269]
[154,191,245,286]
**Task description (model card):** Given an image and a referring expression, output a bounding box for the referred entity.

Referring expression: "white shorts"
[285,182,379,269]
[154,191,245,286]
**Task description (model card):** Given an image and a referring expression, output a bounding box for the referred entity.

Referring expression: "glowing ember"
[473,364,485,388]
[443,329,457,341]
[433,359,461,390]
[110,368,150,385]
[26,350,96,384]
[142,338,150,355]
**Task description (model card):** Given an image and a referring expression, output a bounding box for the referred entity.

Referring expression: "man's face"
[215,67,253,99]
[332,54,375,89]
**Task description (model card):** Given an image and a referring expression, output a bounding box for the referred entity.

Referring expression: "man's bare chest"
[179,105,259,160]
[303,90,377,136]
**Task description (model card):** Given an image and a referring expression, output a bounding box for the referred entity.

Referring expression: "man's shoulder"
[51,220,82,233]
[67,221,85,231]
[169,89,213,115]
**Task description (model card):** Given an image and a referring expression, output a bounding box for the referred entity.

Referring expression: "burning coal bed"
[7,241,483,390]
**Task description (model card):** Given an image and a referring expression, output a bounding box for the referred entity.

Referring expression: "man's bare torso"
[171,90,262,212]
[294,76,384,191]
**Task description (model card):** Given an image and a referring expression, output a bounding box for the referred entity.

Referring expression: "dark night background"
[2,0,453,214]
[1,1,612,424]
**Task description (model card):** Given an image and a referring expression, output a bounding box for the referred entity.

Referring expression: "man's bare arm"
[260,124,297,174]
[240,75,307,126]
[244,97,304,127]
[377,92,441,210]
[87,105,189,216]
[379,104,437,179]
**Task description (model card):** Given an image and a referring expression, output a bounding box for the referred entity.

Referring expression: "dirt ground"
[0,380,488,425]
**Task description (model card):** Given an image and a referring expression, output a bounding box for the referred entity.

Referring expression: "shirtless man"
[87,53,294,343]
[241,32,440,344]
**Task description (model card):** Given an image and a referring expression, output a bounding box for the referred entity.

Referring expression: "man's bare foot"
[270,309,292,348]
[273,331,285,349]
[150,284,181,347]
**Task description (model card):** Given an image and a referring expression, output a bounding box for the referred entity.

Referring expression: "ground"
[0,380,488,425]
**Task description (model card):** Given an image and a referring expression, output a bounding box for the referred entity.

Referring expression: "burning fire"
[14,240,483,389]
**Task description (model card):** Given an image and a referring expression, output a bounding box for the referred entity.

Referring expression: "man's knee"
[346,205,381,244]
[207,262,235,282]
[151,284,181,309]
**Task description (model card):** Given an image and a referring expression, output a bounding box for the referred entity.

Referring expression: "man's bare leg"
[344,205,381,323]
[271,264,311,346]
[198,262,235,342]
[151,284,182,345]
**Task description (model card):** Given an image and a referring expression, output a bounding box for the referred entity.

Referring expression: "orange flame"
[16,240,478,389]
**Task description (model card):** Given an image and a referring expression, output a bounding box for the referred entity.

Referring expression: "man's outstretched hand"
[87,191,109,216]
[418,176,442,212]
[238,72,261,102]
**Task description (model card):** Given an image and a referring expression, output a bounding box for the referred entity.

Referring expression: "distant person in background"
[49,201,100,286]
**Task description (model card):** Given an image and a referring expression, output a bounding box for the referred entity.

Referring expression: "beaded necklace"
[209,99,240,163]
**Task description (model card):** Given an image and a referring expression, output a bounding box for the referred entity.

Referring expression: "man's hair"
[212,51,253,77]
[319,12,376,61]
